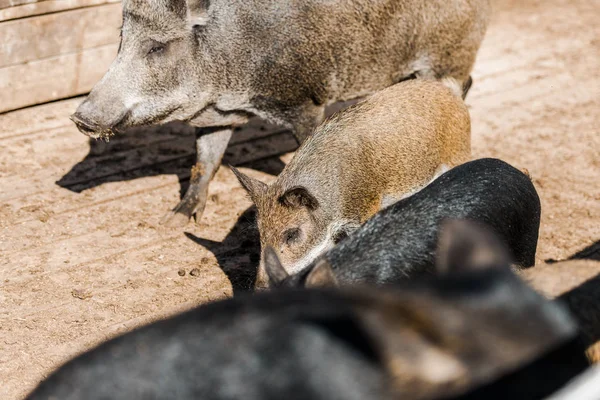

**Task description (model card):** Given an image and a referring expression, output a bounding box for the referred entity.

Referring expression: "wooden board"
[0,0,38,9]
[0,0,119,22]
[0,43,117,112]
[0,3,121,67]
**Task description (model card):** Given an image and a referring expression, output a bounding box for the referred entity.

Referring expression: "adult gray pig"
[70,0,491,227]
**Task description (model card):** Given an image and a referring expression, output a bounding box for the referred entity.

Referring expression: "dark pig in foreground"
[70,0,491,227]
[233,78,471,288]
[26,221,584,400]
[265,158,541,288]
[521,254,600,364]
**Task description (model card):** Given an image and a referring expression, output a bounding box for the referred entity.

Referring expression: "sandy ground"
[0,0,598,398]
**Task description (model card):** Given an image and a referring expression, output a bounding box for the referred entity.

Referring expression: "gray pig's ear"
[230,166,267,204]
[279,187,319,210]
[157,0,187,18]
[187,0,209,26]
[264,247,289,286]
[436,219,511,274]
[305,259,338,288]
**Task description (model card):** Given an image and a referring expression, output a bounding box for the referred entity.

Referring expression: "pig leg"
[161,127,233,228]
[288,103,326,144]
[462,76,473,99]
[413,67,473,99]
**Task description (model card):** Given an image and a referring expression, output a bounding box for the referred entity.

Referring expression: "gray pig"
[26,220,585,400]
[233,78,471,288]
[70,0,491,227]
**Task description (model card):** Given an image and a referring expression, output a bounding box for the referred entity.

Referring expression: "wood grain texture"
[0,0,38,9]
[0,3,121,67]
[0,0,119,22]
[0,43,117,112]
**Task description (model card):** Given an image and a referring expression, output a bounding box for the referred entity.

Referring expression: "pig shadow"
[184,207,260,296]
[56,121,289,198]
[546,240,600,264]
[56,100,358,195]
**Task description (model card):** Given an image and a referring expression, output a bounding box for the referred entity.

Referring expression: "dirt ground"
[0,0,598,398]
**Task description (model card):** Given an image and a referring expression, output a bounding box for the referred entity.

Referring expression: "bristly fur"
[27,231,583,400]
[71,0,491,228]
[520,257,600,363]
[234,79,472,287]
[275,158,541,289]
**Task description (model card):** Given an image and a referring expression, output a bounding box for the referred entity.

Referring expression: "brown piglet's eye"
[284,229,301,245]
[332,230,348,244]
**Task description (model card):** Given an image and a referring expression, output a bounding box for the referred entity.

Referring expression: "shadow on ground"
[185,207,260,295]
[56,120,293,197]
[546,240,600,263]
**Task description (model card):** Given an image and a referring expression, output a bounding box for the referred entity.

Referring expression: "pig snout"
[70,94,128,139]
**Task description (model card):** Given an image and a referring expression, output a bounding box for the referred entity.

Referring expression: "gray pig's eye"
[283,229,301,245]
[148,42,166,55]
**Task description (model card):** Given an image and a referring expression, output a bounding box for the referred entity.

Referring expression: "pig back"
[214,0,490,104]
[325,158,540,282]
[283,79,470,223]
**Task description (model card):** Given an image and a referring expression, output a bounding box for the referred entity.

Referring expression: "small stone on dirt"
[177,268,186,276]
[71,289,92,300]
[189,268,201,277]
[37,211,51,223]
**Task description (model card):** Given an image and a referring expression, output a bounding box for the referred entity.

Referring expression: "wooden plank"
[0,3,121,67]
[0,0,37,9]
[0,97,82,139]
[0,0,119,22]
[0,43,117,113]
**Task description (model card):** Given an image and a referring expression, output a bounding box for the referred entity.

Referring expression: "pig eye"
[147,42,166,55]
[283,229,301,245]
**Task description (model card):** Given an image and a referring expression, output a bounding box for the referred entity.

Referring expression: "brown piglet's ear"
[230,166,267,204]
[436,219,511,274]
[279,186,319,210]
[305,258,338,288]
[263,247,289,287]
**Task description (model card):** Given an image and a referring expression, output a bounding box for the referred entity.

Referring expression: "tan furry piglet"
[232,78,471,288]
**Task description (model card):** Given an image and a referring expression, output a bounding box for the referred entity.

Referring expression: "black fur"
[27,290,388,400]
[28,265,581,400]
[279,158,541,287]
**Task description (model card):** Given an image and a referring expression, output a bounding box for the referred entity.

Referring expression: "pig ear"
[152,0,187,18]
[186,0,210,26]
[263,247,289,286]
[230,166,267,204]
[436,219,512,274]
[305,258,338,288]
[279,187,319,210]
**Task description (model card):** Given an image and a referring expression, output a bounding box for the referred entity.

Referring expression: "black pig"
[265,158,541,288]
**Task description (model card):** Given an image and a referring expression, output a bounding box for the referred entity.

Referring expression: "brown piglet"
[232,78,471,288]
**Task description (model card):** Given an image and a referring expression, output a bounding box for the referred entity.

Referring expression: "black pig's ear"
[436,219,511,274]
[263,247,289,287]
[230,166,267,205]
[279,187,319,210]
[305,259,338,288]
[186,0,210,26]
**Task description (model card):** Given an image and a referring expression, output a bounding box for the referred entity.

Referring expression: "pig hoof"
[160,210,192,228]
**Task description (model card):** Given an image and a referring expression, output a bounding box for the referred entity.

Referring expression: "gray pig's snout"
[70,111,101,136]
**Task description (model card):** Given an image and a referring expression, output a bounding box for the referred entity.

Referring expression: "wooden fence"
[0,0,122,113]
